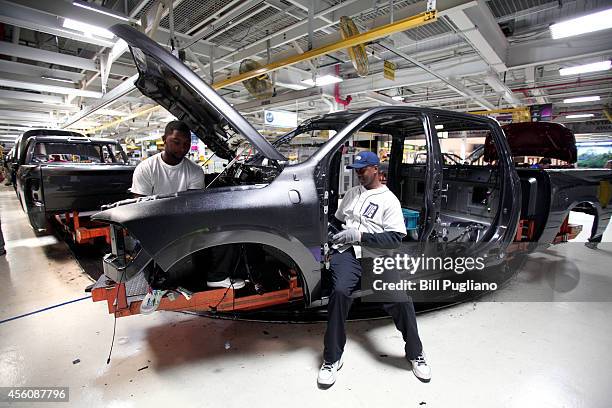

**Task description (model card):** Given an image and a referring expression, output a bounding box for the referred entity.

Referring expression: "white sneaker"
[140,289,167,314]
[409,352,431,383]
[207,277,246,289]
[317,356,343,389]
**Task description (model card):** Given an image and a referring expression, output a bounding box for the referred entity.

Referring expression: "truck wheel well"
[163,243,306,298]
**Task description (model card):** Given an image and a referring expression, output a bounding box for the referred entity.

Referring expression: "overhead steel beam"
[87,105,159,133]
[0,117,54,124]
[484,72,521,107]
[184,48,210,80]
[0,60,84,82]
[0,0,116,48]
[184,0,243,36]
[0,78,103,98]
[0,99,79,112]
[444,0,508,72]
[0,42,97,71]
[276,0,334,34]
[0,125,35,131]
[2,0,233,63]
[6,0,137,27]
[364,90,401,106]
[212,9,438,89]
[378,43,495,110]
[61,74,138,128]
[212,0,472,71]
[0,90,64,104]
[234,87,324,113]
[212,0,362,70]
[0,109,53,120]
[507,33,612,69]
[341,57,489,95]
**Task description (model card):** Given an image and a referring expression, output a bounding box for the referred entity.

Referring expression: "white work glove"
[332,228,361,245]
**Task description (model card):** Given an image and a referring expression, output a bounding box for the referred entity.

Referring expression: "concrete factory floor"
[1,184,611,408]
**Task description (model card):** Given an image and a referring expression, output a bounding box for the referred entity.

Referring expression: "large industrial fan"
[239,59,274,99]
[339,16,369,77]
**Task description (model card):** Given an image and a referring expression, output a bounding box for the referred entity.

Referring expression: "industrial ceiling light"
[563,96,601,103]
[559,61,611,76]
[62,18,114,39]
[275,82,308,91]
[566,113,594,118]
[41,76,75,84]
[392,95,405,101]
[435,124,444,130]
[550,8,612,39]
[301,75,343,87]
[73,1,131,22]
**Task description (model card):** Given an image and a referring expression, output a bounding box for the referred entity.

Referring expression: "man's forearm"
[361,231,404,249]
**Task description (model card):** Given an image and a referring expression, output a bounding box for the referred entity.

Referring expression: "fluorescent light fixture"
[73,1,131,21]
[560,61,611,76]
[566,113,594,119]
[41,76,75,84]
[275,81,308,91]
[392,95,404,101]
[563,96,601,103]
[435,124,444,130]
[301,75,343,87]
[550,8,612,39]
[62,18,114,39]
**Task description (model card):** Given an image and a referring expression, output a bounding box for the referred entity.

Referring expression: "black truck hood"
[110,24,284,161]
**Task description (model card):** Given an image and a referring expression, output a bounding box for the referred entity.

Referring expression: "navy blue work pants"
[323,249,423,363]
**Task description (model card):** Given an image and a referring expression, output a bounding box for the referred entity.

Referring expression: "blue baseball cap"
[347,151,380,169]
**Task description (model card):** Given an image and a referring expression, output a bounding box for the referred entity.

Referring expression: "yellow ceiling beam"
[470,107,529,115]
[86,8,437,134]
[470,107,532,122]
[83,105,161,134]
[212,10,437,90]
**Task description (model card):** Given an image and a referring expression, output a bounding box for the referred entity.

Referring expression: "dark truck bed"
[40,164,134,212]
[517,167,612,245]
[485,122,611,246]
[18,163,135,231]
[13,131,135,231]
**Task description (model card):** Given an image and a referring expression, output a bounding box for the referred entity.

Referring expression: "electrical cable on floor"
[106,269,126,365]
[0,295,91,325]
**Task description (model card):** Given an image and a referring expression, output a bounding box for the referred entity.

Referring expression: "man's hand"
[332,228,361,245]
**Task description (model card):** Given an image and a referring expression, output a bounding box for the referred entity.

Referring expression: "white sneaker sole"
[317,360,343,389]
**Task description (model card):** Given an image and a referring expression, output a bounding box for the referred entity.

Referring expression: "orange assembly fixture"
[92,270,304,317]
[55,211,111,245]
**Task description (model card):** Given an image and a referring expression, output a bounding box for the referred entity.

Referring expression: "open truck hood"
[110,24,285,161]
[484,122,577,163]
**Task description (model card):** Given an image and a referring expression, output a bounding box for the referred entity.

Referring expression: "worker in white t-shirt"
[133,121,245,314]
[131,121,204,196]
[317,151,431,388]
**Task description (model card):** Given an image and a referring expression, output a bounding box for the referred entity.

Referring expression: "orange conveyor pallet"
[92,271,304,317]
[55,210,111,245]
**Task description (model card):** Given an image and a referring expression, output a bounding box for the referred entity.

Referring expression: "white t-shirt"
[130,153,205,196]
[335,185,407,258]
